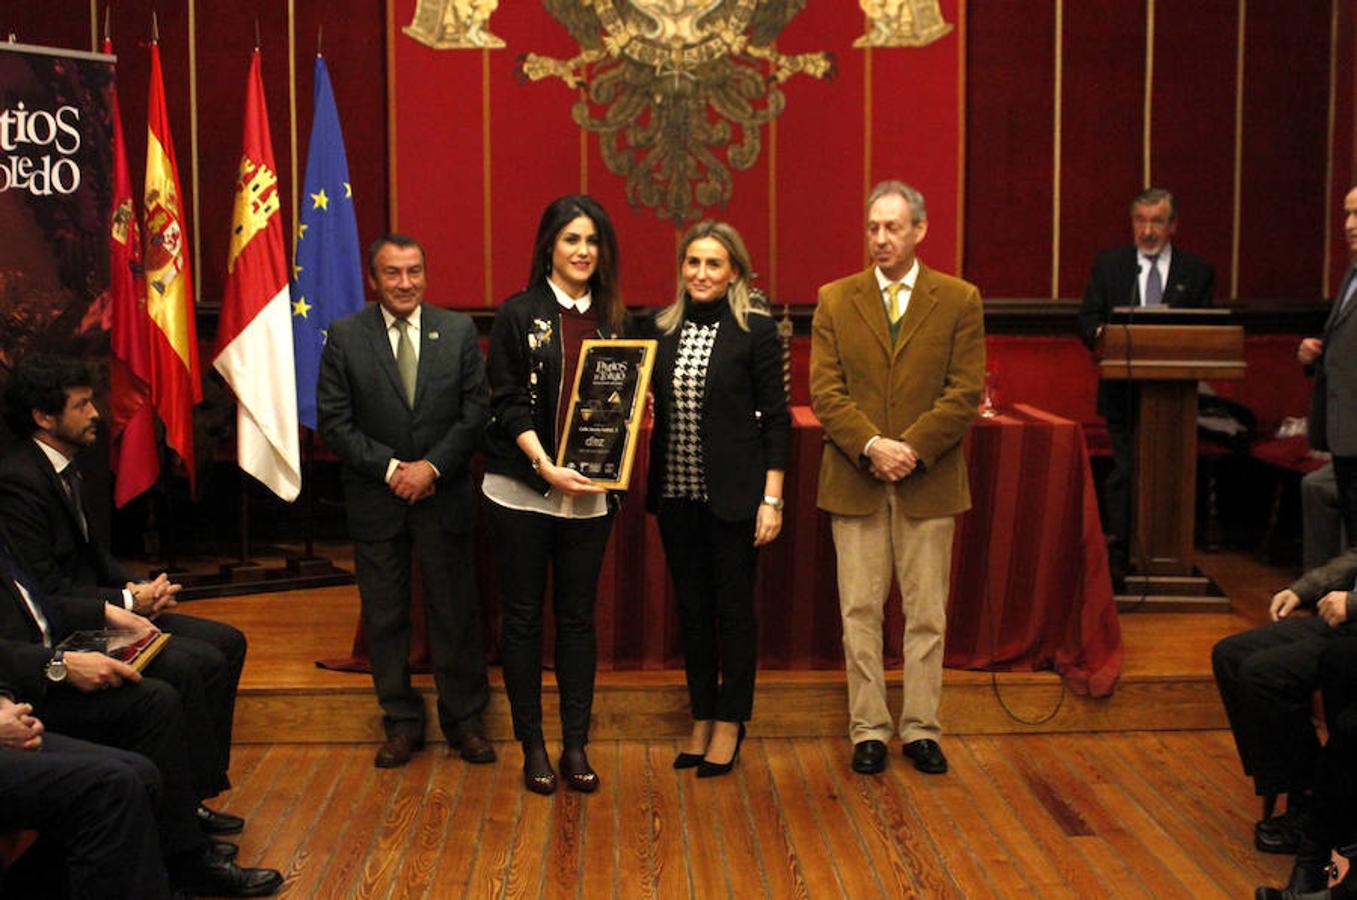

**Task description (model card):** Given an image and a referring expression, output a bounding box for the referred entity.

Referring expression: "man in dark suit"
[1303,186,1357,546]
[0,555,283,896]
[0,674,170,899]
[1077,188,1215,585]
[317,233,493,769]
[0,354,247,834]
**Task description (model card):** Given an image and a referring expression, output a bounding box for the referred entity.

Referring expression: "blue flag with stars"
[292,55,364,430]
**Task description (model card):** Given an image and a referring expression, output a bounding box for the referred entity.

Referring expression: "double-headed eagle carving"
[518,0,834,223]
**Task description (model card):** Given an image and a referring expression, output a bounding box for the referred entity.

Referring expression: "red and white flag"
[105,36,158,507]
[143,40,202,493]
[213,50,299,501]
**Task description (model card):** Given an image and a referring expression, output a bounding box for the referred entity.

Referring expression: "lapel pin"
[429,331,440,341]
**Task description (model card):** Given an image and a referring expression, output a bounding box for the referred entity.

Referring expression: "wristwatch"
[45,649,67,683]
[761,495,784,511]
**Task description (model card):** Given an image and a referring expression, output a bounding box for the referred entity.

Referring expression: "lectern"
[1096,317,1245,607]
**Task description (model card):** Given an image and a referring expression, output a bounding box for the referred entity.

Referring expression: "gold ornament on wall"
[853,0,953,48]
[404,0,505,50]
[518,0,834,224]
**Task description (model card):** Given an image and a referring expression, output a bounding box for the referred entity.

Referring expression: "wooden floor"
[216,732,1292,899]
[177,548,1307,897]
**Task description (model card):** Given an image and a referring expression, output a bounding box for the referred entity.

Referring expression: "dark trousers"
[1313,636,1357,850]
[0,733,170,900]
[486,501,613,747]
[36,677,208,859]
[1211,615,1352,796]
[353,504,490,742]
[1331,455,1357,545]
[1105,414,1133,573]
[143,612,246,797]
[658,499,759,723]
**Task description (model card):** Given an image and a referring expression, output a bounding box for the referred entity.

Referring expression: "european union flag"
[292,55,364,430]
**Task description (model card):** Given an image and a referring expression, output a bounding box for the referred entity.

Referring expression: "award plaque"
[55,629,170,673]
[556,338,658,490]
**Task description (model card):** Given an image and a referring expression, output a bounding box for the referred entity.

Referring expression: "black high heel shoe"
[522,741,557,795]
[559,745,599,793]
[673,751,704,769]
[697,723,746,779]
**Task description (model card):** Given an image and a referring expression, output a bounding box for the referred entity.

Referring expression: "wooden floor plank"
[464,753,528,900]
[422,749,503,898]
[577,742,621,900]
[704,748,768,900]
[645,743,692,900]
[966,736,1114,898]
[759,739,850,897]
[615,742,657,899]
[357,750,440,899]
[389,752,464,900]
[738,739,811,900]
[501,759,555,900]
[944,740,1074,899]
[280,751,385,898]
[541,791,586,900]
[673,759,732,899]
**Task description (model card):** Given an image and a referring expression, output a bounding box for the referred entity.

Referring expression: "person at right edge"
[1077,187,1214,590]
[643,221,790,779]
[810,180,984,778]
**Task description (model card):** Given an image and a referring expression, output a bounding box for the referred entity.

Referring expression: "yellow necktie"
[395,318,417,407]
[886,283,904,324]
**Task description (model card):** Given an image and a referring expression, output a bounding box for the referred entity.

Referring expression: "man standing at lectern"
[1302,186,1357,545]
[1077,188,1214,587]
[317,234,494,769]
[810,180,984,777]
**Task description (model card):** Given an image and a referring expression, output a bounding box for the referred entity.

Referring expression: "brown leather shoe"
[374,735,424,768]
[451,733,497,764]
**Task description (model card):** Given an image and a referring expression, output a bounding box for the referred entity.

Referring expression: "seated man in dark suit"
[1213,546,1357,857]
[0,354,246,831]
[1256,635,1357,900]
[1077,187,1214,586]
[0,678,170,899]
[0,571,282,897]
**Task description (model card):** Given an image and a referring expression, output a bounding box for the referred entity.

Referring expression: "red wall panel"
[1151,0,1238,295]
[963,0,1056,297]
[1329,1,1355,295]
[1236,1,1331,298]
[1057,1,1147,298]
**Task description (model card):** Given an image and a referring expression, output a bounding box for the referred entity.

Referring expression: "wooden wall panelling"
[1327,0,1355,296]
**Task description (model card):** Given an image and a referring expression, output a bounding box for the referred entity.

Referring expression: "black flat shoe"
[196,803,245,836]
[560,746,599,793]
[697,723,745,779]
[523,741,557,795]
[673,751,705,769]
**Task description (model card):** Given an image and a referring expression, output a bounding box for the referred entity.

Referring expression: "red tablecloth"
[320,403,1123,697]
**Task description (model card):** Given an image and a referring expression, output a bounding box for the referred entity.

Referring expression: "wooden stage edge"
[185,547,1294,744]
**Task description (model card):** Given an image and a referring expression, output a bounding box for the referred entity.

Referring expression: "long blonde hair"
[655,220,764,334]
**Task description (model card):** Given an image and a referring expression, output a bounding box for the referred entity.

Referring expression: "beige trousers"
[831,489,955,744]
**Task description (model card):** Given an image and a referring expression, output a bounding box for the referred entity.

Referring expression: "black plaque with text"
[556,339,657,489]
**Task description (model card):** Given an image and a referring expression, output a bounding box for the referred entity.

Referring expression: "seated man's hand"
[104,602,159,639]
[1269,589,1302,621]
[1317,590,1350,628]
[0,697,43,751]
[127,572,180,618]
[64,652,141,694]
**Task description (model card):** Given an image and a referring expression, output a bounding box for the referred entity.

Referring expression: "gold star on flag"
[297,223,309,240]
[292,296,312,319]
[311,189,329,211]
[344,182,352,198]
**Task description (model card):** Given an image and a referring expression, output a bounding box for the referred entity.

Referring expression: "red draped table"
[321,403,1123,697]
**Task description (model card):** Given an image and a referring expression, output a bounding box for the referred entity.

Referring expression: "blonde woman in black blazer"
[644,221,790,777]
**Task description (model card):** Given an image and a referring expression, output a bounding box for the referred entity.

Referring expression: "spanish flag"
[105,36,158,507]
[143,40,202,492]
[212,50,300,501]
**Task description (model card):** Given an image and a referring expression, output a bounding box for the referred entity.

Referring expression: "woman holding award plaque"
[483,195,628,795]
[644,221,791,778]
